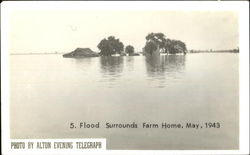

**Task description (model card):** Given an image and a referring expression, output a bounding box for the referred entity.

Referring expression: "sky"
[9,11,238,53]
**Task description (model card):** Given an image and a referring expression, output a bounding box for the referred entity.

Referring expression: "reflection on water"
[126,56,135,72]
[145,55,186,87]
[146,55,186,75]
[99,56,124,87]
[99,56,124,74]
[99,56,124,75]
[72,57,93,70]
[74,57,92,64]
[70,55,186,88]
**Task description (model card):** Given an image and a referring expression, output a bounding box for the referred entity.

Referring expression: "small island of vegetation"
[143,32,187,56]
[62,32,238,58]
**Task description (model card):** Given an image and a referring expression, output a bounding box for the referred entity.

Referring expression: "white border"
[1,1,249,155]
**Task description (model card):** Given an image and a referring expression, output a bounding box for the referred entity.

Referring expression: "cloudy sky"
[9,10,238,53]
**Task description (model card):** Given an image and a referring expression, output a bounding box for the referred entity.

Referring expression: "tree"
[97,36,124,56]
[145,32,187,54]
[125,45,135,55]
[146,33,167,52]
[144,41,157,55]
[165,39,187,54]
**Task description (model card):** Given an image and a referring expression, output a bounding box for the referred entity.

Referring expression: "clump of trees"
[144,32,187,55]
[125,45,135,55]
[96,33,187,57]
[97,36,124,56]
[146,33,166,52]
[144,41,158,55]
[166,39,187,54]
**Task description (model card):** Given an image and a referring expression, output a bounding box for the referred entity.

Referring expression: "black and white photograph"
[1,1,249,154]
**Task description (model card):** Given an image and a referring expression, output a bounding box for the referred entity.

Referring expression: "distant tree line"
[97,33,187,56]
[189,48,239,53]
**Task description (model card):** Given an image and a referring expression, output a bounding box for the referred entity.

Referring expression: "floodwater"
[10,53,239,150]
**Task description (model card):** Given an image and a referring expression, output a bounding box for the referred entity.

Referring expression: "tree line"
[97,32,187,56]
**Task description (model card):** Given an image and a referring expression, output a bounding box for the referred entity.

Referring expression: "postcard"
[1,1,249,155]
